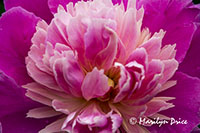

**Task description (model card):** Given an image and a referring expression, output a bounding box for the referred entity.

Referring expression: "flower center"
[97,67,121,102]
[108,78,115,87]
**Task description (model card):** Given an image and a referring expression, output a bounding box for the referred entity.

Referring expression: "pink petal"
[26,58,61,91]
[160,59,178,84]
[140,30,165,60]
[126,47,148,70]
[39,118,66,133]
[118,7,140,56]
[81,68,110,101]
[27,107,62,119]
[113,63,134,103]
[52,98,86,115]
[77,103,108,127]
[62,57,84,97]
[95,27,118,70]
[84,18,117,69]
[144,98,174,116]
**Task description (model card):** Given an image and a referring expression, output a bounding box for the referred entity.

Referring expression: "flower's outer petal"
[137,0,200,62]
[81,67,110,101]
[0,7,40,85]
[192,126,200,133]
[0,71,28,118]
[149,72,200,132]
[0,72,54,133]
[1,111,56,133]
[4,0,53,23]
[0,123,2,133]
[179,26,200,79]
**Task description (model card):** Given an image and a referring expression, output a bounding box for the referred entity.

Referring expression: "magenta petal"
[1,112,56,133]
[0,72,54,133]
[81,68,110,101]
[0,71,28,118]
[179,27,200,79]
[151,72,200,132]
[0,7,40,85]
[4,0,53,23]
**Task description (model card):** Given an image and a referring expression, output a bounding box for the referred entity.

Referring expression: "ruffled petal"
[0,7,40,85]
[62,103,122,132]
[48,0,80,14]
[137,0,200,62]
[4,0,53,23]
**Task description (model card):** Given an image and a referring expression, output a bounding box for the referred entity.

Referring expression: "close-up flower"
[0,0,200,133]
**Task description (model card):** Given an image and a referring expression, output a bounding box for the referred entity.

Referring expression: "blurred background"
[0,1,5,16]
[193,0,200,4]
[0,0,200,16]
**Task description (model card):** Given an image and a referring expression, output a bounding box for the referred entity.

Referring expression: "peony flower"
[0,0,200,132]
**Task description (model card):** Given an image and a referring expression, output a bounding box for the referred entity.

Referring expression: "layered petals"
[62,103,122,132]
[48,0,80,14]
[137,0,200,62]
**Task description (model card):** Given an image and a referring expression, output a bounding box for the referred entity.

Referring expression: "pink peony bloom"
[0,0,200,133]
